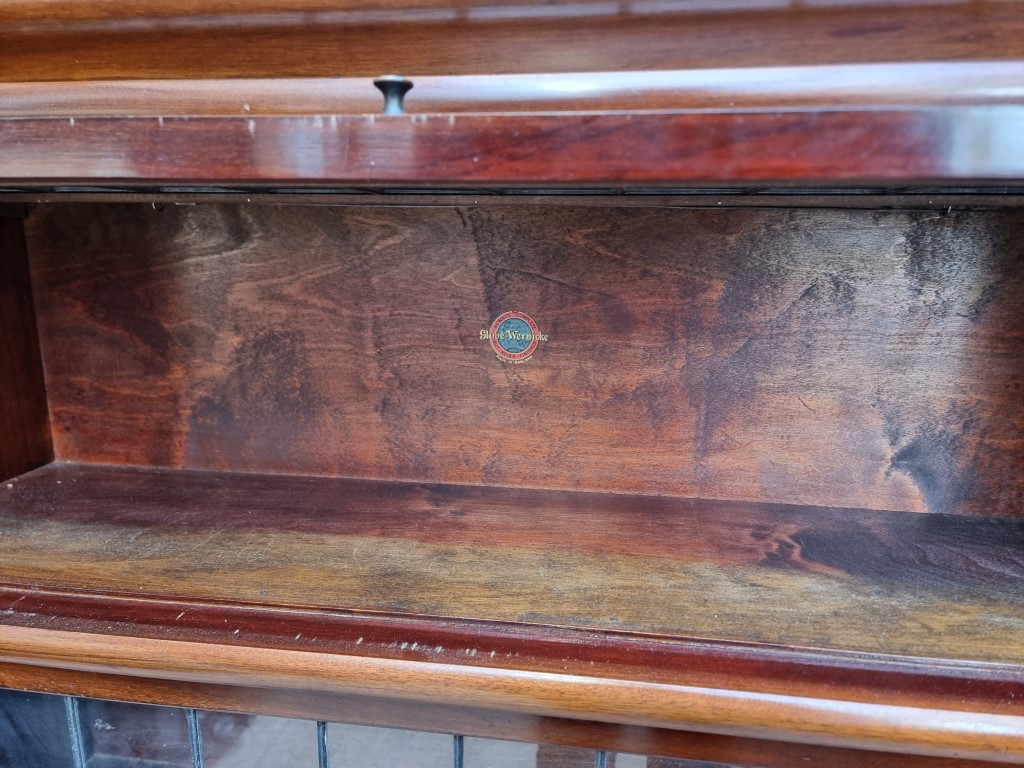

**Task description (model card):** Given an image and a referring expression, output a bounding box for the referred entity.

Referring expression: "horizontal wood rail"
[2,625,1024,763]
[4,1,1024,82]
[3,63,1024,117]
[2,107,1024,186]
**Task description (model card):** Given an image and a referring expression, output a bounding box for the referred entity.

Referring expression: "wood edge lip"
[1,624,1023,762]
[2,580,1022,681]
[2,107,1022,186]
[0,104,1000,120]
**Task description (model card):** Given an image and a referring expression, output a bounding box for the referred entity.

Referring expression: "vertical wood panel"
[26,203,1024,515]
[0,213,51,481]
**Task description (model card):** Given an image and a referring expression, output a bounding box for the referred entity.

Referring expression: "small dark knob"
[373,75,413,115]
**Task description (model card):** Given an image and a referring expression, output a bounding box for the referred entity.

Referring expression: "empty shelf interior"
[2,461,1023,668]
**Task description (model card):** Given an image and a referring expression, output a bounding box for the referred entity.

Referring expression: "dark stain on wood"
[2,463,1024,665]
[0,216,52,482]
[25,203,1024,517]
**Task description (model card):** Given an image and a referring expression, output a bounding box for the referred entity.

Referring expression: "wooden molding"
[2,624,1023,762]
[2,107,1024,186]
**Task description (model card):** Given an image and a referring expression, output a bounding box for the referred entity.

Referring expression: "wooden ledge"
[1,462,1023,761]
[2,624,1024,762]
[2,106,1024,187]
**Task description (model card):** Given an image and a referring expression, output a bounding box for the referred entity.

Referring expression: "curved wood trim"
[3,63,1024,117]
[0,663,1011,768]
[2,107,1024,186]
[5,583,1023,718]
[1,625,1023,762]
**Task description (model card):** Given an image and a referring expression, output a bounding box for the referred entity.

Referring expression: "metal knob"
[373,75,413,115]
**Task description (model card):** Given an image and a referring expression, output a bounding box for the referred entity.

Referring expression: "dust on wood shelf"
[2,461,1024,762]
[3,461,1024,662]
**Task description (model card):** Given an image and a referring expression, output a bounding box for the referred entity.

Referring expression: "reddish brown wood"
[3,2,1024,82]
[3,463,1024,684]
[26,203,1024,516]
[0,215,51,482]
[3,581,1023,718]
[0,665,1004,768]
[1,107,1023,187]
[4,63,1024,118]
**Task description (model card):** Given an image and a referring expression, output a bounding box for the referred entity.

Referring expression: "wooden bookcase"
[2,3,1024,766]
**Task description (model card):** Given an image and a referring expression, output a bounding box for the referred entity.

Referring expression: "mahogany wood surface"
[2,463,1024,668]
[3,107,1024,187]
[1,620,1023,761]
[0,216,51,483]
[25,203,1024,517]
[4,63,1024,117]
[3,2,1024,82]
[3,581,1022,718]
[0,666,1009,768]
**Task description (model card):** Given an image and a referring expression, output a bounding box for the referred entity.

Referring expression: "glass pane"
[646,758,744,768]
[535,745,596,768]
[612,756,647,768]
[464,737,538,768]
[200,713,317,768]
[0,689,74,768]
[328,723,451,768]
[79,699,191,768]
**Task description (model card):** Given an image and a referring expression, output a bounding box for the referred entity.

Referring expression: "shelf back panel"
[24,202,1024,516]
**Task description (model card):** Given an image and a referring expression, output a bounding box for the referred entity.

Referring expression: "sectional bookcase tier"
[3,62,1024,765]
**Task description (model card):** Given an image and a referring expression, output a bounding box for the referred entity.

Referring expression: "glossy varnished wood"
[3,108,1024,187]
[0,667,1013,768]
[2,621,1024,761]
[26,204,1024,516]
[3,580,1024,720]
[3,2,1024,82]
[0,215,51,482]
[2,463,1024,667]
[4,63,1024,118]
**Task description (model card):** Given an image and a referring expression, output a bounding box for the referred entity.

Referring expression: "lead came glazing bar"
[317,721,330,768]
[63,696,87,768]
[454,734,465,768]
[186,708,204,768]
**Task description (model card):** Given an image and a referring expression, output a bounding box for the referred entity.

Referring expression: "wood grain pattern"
[0,216,51,483]
[7,583,1024,733]
[3,107,1024,187]
[2,623,1024,762]
[1,666,1005,768]
[26,203,1024,516]
[3,3,1024,82]
[5,63,1024,118]
[2,463,1024,666]
[4,580,1022,719]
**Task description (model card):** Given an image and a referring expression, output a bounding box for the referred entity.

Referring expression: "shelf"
[2,462,1024,761]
